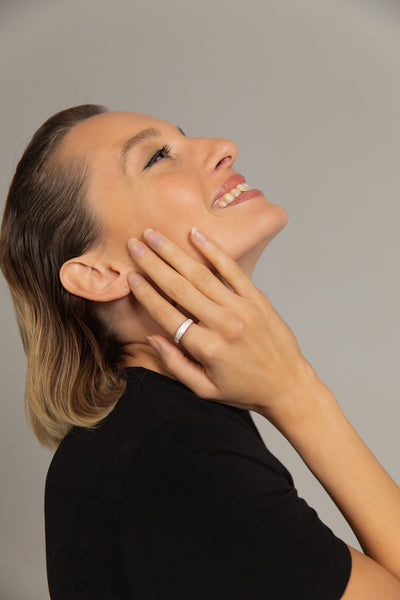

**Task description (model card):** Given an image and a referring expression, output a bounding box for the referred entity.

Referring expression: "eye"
[144,144,172,169]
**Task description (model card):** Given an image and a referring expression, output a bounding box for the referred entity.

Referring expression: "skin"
[58,111,400,596]
[59,111,288,375]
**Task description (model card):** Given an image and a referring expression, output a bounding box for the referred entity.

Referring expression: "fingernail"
[128,272,142,288]
[146,336,161,352]
[128,238,146,257]
[144,229,163,248]
[191,227,206,243]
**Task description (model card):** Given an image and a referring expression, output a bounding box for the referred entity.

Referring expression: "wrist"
[257,362,338,435]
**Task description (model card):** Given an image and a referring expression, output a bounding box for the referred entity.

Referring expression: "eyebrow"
[121,125,186,171]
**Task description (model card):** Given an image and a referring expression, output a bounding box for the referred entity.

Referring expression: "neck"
[121,341,178,380]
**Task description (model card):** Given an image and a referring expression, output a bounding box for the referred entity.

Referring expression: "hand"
[127,228,321,421]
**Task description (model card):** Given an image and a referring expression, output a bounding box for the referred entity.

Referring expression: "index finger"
[142,227,261,301]
[139,228,236,307]
[188,227,262,300]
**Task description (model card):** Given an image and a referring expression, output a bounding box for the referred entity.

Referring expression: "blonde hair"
[0,105,126,449]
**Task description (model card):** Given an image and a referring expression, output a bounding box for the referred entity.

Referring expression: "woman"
[1,104,399,599]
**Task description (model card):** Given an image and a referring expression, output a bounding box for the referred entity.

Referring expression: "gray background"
[1,0,399,597]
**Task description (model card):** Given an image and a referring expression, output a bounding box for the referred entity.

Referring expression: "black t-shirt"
[45,367,352,599]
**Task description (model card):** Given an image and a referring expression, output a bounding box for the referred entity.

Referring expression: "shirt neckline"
[123,366,190,390]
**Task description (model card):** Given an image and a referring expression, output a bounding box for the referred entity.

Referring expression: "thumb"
[145,336,218,399]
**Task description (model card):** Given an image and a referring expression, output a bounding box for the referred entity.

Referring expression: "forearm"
[126,227,400,578]
[260,377,400,580]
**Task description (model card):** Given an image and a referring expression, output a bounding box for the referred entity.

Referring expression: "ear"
[60,252,130,302]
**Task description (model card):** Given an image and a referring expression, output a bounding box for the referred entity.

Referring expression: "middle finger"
[127,236,227,329]
[143,229,234,306]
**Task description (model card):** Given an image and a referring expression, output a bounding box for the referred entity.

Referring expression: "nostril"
[216,156,232,169]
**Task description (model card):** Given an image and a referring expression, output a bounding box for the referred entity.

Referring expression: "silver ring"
[173,318,194,344]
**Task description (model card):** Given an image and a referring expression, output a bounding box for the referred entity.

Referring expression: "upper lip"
[212,173,246,208]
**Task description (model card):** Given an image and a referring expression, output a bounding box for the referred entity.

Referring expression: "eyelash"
[144,144,172,169]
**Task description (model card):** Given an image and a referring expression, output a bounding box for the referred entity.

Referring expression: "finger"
[146,335,221,399]
[127,271,210,356]
[141,229,234,306]
[189,228,263,301]
[127,237,227,329]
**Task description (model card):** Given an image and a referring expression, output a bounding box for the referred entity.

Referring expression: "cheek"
[142,176,205,233]
[154,172,203,210]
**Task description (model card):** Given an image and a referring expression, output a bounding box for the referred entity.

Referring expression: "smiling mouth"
[214,183,252,209]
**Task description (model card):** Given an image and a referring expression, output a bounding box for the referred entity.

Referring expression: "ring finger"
[127,270,211,351]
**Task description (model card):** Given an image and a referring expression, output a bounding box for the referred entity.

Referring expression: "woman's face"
[61,111,288,277]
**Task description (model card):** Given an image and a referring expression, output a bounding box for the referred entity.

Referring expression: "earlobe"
[59,254,130,302]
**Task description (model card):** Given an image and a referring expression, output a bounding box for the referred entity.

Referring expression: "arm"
[126,228,400,597]
[260,372,400,598]
[264,376,400,580]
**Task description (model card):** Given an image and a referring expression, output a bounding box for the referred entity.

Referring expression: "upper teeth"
[217,183,251,208]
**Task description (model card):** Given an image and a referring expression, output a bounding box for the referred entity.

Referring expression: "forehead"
[60,111,173,158]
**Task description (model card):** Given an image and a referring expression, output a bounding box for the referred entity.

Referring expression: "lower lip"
[220,189,263,208]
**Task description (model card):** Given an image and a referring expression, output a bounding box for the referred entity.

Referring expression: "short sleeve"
[119,419,351,600]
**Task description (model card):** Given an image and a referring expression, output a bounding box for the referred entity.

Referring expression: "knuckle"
[192,266,212,289]
[204,337,223,360]
[237,297,263,322]
[224,318,245,340]
[169,278,189,299]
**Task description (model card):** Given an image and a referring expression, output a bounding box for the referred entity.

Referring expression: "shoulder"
[45,366,273,496]
[119,404,351,600]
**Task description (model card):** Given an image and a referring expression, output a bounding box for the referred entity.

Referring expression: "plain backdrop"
[0,0,399,597]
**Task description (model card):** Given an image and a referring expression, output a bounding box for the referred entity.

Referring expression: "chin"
[236,205,289,276]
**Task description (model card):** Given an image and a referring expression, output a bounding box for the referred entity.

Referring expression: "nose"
[198,137,238,173]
